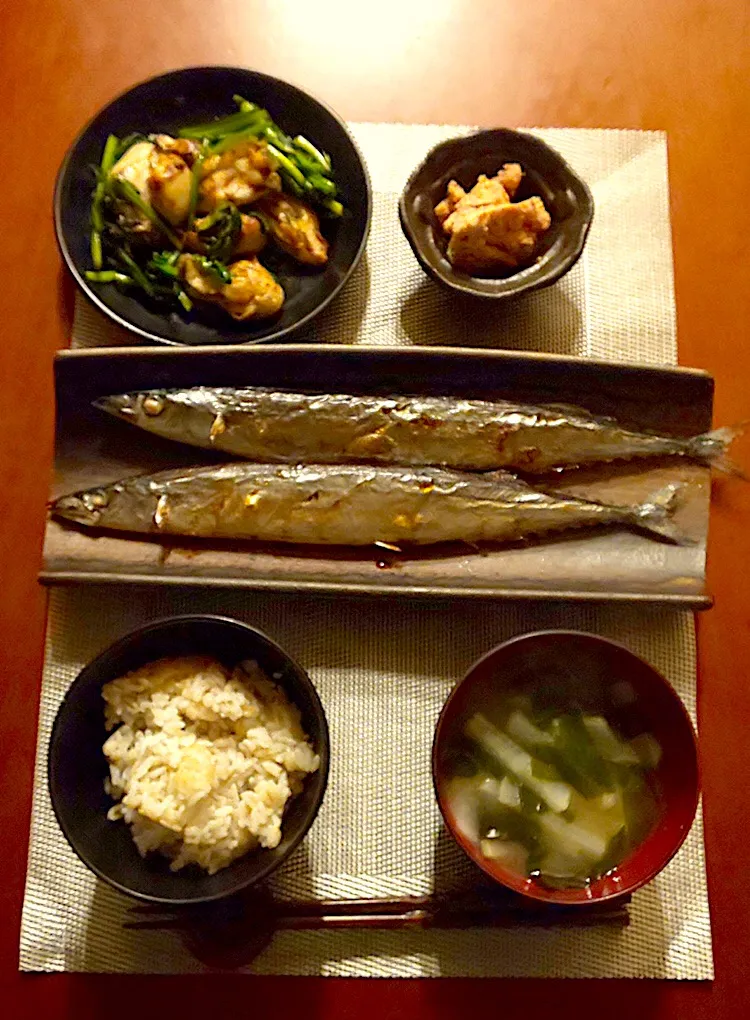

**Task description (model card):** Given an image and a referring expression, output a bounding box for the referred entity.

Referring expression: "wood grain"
[1,0,749,1016]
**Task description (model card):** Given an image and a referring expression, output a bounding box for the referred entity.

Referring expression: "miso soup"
[441,679,662,891]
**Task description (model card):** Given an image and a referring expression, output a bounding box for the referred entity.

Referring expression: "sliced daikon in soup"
[443,694,662,891]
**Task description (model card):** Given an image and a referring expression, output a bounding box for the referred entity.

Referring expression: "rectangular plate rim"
[37,570,714,610]
[54,343,715,384]
[46,345,713,607]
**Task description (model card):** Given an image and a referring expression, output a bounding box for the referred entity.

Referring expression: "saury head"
[51,489,111,526]
[92,389,218,450]
[93,391,167,421]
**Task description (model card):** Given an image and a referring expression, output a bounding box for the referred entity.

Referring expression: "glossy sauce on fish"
[95,387,733,474]
[52,462,684,547]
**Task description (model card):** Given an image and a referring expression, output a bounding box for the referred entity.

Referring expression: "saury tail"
[686,423,747,476]
[630,484,691,544]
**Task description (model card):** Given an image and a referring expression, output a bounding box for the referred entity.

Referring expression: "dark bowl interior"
[48,614,330,905]
[54,66,372,345]
[399,129,594,299]
[433,630,699,905]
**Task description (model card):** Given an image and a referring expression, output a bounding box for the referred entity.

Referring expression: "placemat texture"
[23,125,712,978]
[72,124,676,364]
[22,588,711,978]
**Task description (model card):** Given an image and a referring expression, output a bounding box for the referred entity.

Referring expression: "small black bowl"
[54,66,372,346]
[399,129,594,300]
[48,615,330,905]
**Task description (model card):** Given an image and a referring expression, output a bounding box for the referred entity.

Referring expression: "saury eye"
[142,395,166,416]
[85,490,109,509]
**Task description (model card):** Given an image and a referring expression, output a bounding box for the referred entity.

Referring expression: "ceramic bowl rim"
[399,128,594,300]
[432,628,700,905]
[53,65,372,346]
[48,612,330,905]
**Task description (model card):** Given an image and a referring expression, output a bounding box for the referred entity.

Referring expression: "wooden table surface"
[1,0,749,1015]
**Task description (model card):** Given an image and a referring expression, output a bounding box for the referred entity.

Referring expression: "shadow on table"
[57,265,76,342]
[295,251,371,345]
[421,977,672,1017]
[423,825,670,980]
[280,591,502,683]
[399,273,585,354]
[68,825,671,988]
[64,970,331,1019]
[79,840,318,974]
[58,249,372,352]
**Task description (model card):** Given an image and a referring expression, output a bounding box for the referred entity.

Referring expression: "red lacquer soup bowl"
[432,630,700,905]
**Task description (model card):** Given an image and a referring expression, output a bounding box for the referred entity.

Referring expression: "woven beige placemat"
[22,588,711,978]
[72,124,676,364]
[22,125,712,977]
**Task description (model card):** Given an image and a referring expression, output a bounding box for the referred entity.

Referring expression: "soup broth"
[441,677,662,891]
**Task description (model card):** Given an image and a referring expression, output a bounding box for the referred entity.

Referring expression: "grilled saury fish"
[51,463,685,546]
[94,387,738,474]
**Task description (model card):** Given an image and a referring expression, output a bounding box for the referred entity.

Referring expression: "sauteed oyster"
[85,96,342,321]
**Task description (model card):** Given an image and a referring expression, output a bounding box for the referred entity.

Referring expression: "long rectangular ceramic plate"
[41,345,713,607]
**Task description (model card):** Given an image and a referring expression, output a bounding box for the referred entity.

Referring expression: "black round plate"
[48,615,330,905]
[54,66,372,345]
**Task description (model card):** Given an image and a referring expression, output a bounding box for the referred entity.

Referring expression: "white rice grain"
[101,655,319,874]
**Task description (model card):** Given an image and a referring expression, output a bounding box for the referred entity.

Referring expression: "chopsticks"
[124,889,630,967]
[125,888,630,936]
